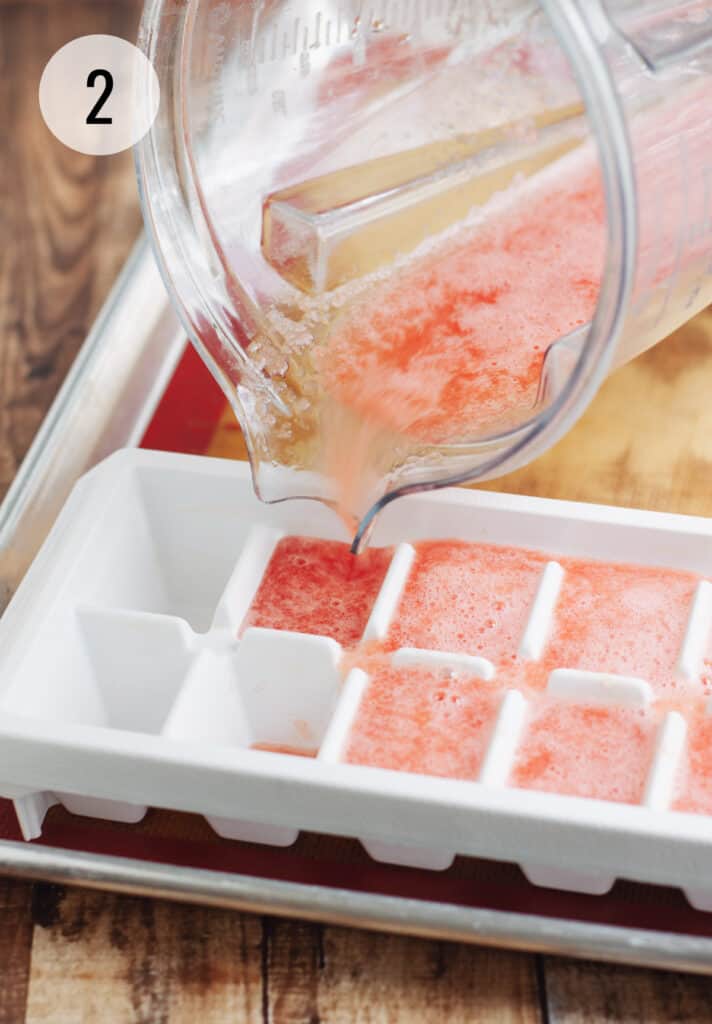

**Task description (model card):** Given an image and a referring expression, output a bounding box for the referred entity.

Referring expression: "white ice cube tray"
[4,448,712,910]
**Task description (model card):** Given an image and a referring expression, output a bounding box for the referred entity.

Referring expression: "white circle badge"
[39,35,160,156]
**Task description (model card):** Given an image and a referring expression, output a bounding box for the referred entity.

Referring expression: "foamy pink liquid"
[386,540,547,662]
[344,662,501,780]
[512,700,657,804]
[242,536,392,647]
[320,157,605,444]
[541,559,699,698]
[241,535,712,806]
[674,714,712,816]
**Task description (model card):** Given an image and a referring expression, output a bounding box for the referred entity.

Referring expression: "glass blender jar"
[135,0,712,548]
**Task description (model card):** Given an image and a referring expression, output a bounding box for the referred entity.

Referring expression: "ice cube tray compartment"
[4,449,712,909]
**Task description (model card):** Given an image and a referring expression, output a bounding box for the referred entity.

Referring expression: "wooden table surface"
[4,1,712,1020]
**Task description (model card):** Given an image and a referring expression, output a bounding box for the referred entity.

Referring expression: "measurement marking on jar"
[705,164,712,284]
[236,0,474,71]
[685,160,712,310]
[631,179,663,318]
[228,0,527,98]
[657,132,689,328]
[208,22,227,120]
[695,165,712,244]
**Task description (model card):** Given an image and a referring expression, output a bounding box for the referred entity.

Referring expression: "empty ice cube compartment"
[163,628,343,756]
[31,453,273,632]
[0,606,194,734]
[132,461,264,631]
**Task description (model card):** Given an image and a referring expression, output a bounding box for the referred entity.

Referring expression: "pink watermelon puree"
[544,559,701,698]
[320,158,605,444]
[240,534,712,803]
[386,540,547,663]
[386,542,706,699]
[344,662,502,780]
[674,715,712,816]
[511,700,657,804]
[241,536,392,646]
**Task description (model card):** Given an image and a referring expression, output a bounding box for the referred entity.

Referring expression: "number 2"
[86,69,114,125]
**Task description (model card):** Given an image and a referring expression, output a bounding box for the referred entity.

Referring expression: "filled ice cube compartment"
[674,704,712,817]
[241,536,393,645]
[511,699,657,805]
[342,660,504,780]
[5,449,712,906]
[538,560,705,697]
[314,537,709,810]
[384,540,548,659]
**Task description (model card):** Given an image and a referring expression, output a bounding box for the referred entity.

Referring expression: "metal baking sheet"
[2,238,712,973]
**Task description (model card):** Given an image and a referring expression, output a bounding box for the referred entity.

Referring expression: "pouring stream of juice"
[136,0,712,547]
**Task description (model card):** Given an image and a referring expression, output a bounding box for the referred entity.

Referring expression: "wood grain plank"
[0,0,142,502]
[24,886,263,1024]
[264,917,542,1024]
[0,1,138,6]
[0,879,34,1024]
[25,899,542,1024]
[544,956,712,1023]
